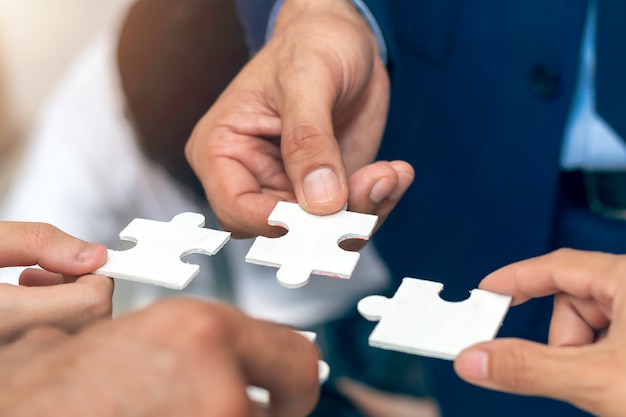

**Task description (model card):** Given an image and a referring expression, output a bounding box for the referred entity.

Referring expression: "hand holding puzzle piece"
[358,277,512,360]
[92,210,330,407]
[93,208,511,406]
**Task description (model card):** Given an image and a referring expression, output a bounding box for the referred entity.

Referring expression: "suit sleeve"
[235,0,390,63]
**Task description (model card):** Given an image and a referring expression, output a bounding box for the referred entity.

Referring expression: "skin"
[0,221,320,416]
[185,1,626,414]
[455,248,626,417]
[0,299,321,417]
[0,221,112,342]
[185,0,414,239]
[184,1,626,414]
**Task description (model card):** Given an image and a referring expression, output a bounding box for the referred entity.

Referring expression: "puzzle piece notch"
[95,213,231,290]
[358,277,512,361]
[247,331,330,407]
[245,201,378,288]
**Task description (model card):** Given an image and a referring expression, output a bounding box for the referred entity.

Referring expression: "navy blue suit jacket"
[234,1,626,416]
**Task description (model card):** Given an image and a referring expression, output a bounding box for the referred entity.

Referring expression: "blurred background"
[0,0,132,198]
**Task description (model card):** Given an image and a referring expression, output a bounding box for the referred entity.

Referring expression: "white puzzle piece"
[245,201,378,288]
[247,331,330,407]
[358,277,512,360]
[95,213,231,290]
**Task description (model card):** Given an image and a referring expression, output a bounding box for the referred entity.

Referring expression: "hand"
[0,221,111,342]
[454,248,626,417]
[186,0,413,238]
[0,299,321,417]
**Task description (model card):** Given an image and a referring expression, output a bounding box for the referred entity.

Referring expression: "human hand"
[186,0,413,238]
[454,249,626,417]
[0,299,320,417]
[0,221,111,342]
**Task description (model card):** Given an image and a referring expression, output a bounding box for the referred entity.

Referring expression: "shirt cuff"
[265,0,388,64]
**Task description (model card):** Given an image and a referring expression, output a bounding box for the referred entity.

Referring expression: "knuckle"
[186,313,231,346]
[183,136,194,164]
[77,277,114,322]
[149,299,232,346]
[549,247,579,261]
[86,294,113,320]
[281,52,329,82]
[27,223,58,253]
[282,124,328,159]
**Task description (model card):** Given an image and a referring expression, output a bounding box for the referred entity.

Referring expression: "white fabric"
[0,31,390,328]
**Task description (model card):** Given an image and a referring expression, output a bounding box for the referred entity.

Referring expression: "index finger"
[0,222,107,275]
[479,248,624,307]
[138,300,321,417]
[220,305,321,417]
[185,75,289,238]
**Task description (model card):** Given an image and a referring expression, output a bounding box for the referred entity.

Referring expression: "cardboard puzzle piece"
[245,201,378,288]
[358,277,512,360]
[247,331,330,407]
[95,213,231,290]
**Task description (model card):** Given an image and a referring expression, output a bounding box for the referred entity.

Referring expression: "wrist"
[276,0,359,24]
[268,0,386,63]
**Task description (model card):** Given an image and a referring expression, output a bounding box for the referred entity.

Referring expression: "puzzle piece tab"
[95,213,231,290]
[358,277,512,360]
[245,201,378,288]
[246,331,330,407]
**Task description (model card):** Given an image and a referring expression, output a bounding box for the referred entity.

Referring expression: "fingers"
[337,160,413,251]
[184,301,320,417]
[0,327,69,381]
[0,222,107,274]
[548,295,609,346]
[455,339,619,416]
[19,268,65,286]
[131,300,321,417]
[348,160,414,220]
[479,249,620,349]
[0,298,319,417]
[478,248,624,307]
[0,274,113,341]
[235,320,321,417]
[185,1,388,235]
[187,109,289,238]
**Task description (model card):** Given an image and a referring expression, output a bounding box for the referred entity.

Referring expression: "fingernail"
[370,178,395,203]
[303,167,341,204]
[76,243,101,263]
[458,350,489,381]
[389,171,413,201]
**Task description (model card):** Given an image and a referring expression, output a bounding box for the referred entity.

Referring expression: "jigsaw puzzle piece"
[358,277,512,360]
[95,213,230,290]
[245,201,378,288]
[247,331,330,407]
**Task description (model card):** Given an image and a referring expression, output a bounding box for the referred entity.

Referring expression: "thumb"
[278,70,349,215]
[455,339,606,412]
[0,222,107,274]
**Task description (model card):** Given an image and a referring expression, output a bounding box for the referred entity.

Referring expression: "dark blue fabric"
[233,0,274,54]
[366,2,599,416]
[234,1,626,416]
